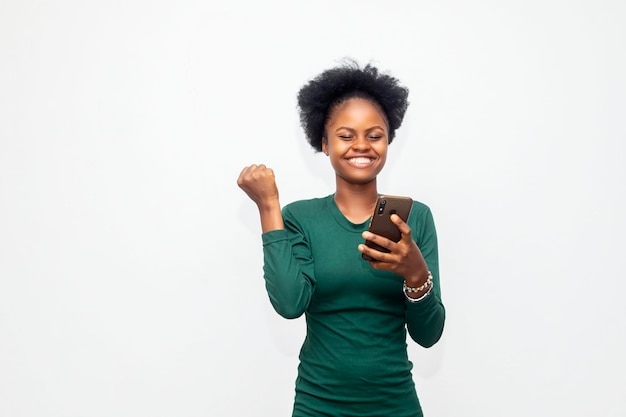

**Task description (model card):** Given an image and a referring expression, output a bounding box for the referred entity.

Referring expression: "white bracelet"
[404,281,433,303]
[403,271,433,303]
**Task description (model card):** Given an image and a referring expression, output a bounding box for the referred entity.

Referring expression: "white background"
[1,1,625,416]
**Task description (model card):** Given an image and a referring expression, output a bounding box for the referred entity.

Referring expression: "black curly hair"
[297,60,409,152]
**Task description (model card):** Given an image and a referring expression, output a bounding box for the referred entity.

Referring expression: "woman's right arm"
[237,164,314,319]
[262,215,315,318]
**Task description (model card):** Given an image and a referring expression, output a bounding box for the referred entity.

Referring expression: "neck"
[333,177,379,224]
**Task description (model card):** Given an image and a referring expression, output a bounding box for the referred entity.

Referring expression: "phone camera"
[377,199,386,215]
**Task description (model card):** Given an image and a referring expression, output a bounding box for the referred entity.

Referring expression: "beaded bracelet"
[403,271,432,293]
[404,281,433,303]
[403,271,433,303]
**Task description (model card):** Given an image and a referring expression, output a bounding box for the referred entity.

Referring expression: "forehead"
[326,98,388,128]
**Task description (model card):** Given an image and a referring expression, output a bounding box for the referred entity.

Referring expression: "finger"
[238,164,258,179]
[390,214,413,239]
[238,165,250,178]
[237,166,251,186]
[358,243,389,263]
[249,164,272,177]
[238,164,273,181]
[362,230,394,250]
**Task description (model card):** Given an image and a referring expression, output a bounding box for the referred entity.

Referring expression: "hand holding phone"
[362,195,413,261]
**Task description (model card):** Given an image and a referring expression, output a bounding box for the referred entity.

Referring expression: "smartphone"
[362,195,413,261]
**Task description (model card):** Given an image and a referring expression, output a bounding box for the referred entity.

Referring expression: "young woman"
[237,61,445,417]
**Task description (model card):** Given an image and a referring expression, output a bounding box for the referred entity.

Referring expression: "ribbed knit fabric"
[261,195,445,417]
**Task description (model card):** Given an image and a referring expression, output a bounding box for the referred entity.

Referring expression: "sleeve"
[405,205,446,348]
[261,206,316,319]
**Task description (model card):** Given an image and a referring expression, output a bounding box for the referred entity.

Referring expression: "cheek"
[375,143,389,158]
[327,141,348,155]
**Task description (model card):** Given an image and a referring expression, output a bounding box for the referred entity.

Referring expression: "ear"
[322,138,328,155]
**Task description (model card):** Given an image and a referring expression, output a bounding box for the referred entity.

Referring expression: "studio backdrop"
[1,1,625,416]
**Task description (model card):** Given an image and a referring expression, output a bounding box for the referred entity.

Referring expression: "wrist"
[403,271,433,302]
[257,199,284,233]
[257,197,281,213]
[403,269,431,289]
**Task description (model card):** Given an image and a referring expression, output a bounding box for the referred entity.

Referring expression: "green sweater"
[261,195,445,417]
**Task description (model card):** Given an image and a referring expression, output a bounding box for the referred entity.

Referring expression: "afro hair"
[296,60,409,152]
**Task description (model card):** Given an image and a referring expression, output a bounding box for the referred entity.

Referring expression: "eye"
[338,134,353,140]
[368,135,383,141]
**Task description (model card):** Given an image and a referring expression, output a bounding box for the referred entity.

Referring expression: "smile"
[346,157,376,168]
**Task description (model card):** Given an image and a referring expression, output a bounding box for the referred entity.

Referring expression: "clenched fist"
[237,164,284,232]
[237,164,280,209]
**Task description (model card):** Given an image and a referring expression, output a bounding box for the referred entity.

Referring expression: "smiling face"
[322,98,389,187]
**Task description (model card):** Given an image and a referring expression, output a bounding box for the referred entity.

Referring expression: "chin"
[340,175,377,185]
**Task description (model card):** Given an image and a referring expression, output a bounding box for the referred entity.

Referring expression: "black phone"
[362,195,413,261]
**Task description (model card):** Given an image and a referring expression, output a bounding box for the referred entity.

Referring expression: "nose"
[351,135,370,151]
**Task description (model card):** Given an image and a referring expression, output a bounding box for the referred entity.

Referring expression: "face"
[322,98,389,186]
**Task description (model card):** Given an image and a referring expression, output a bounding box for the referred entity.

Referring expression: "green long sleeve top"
[261,195,445,417]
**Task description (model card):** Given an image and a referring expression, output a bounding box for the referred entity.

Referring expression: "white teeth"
[349,157,372,164]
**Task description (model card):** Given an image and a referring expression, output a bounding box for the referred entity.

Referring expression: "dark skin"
[237,98,430,297]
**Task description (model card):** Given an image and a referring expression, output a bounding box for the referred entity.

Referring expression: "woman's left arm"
[358,204,446,348]
[404,206,445,347]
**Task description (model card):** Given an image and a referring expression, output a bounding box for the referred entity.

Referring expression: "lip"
[344,156,377,168]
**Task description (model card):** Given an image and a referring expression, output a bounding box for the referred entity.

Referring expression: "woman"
[237,61,445,417]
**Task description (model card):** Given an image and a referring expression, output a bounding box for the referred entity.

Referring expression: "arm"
[262,208,315,319]
[358,204,445,347]
[237,164,314,319]
[404,207,445,347]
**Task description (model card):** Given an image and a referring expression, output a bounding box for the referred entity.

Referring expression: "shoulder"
[408,199,438,240]
[410,199,433,218]
[408,198,436,229]
[281,195,332,235]
[282,195,331,220]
